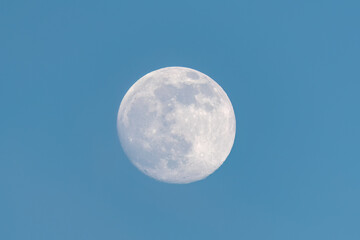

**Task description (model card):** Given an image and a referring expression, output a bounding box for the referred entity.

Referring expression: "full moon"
[117,67,236,183]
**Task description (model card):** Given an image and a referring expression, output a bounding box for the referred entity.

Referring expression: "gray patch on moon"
[176,85,198,105]
[202,102,214,111]
[127,97,157,131]
[186,71,199,80]
[167,160,178,169]
[152,134,192,169]
[198,83,216,97]
[154,84,177,102]
[154,84,199,106]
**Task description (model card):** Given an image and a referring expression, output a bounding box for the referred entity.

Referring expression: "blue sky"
[1,0,360,239]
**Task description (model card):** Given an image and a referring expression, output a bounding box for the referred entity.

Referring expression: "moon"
[117,67,236,184]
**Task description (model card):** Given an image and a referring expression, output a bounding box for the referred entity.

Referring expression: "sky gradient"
[1,0,360,239]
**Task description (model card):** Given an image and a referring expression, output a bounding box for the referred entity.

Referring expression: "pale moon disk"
[117,67,236,183]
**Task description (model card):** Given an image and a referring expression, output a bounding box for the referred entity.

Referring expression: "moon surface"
[117,67,236,183]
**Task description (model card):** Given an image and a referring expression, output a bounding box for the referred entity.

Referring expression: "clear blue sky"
[1,0,359,239]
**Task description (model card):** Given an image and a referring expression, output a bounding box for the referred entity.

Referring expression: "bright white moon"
[117,67,236,183]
